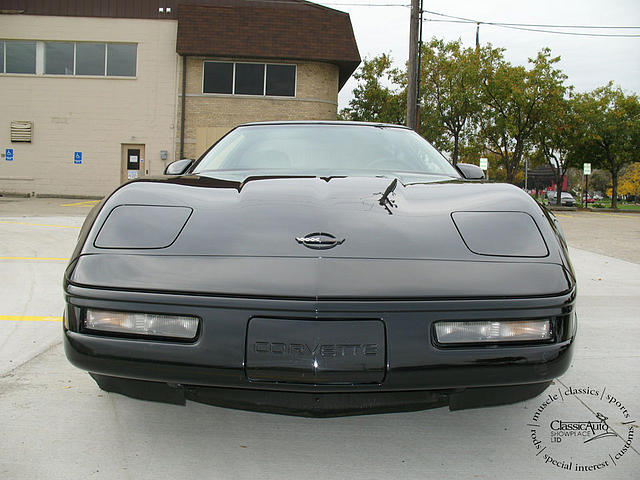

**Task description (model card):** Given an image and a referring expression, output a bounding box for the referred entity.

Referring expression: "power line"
[318,4,640,37]
[424,18,640,29]
[423,18,640,38]
[421,9,640,37]
[320,2,410,6]
[493,24,640,38]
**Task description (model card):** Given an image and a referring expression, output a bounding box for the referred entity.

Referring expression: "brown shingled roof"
[0,0,360,88]
[176,2,361,89]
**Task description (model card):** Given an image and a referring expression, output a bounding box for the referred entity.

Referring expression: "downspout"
[179,55,187,159]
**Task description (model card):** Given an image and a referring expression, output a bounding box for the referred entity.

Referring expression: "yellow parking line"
[590,211,636,218]
[60,200,100,207]
[0,256,69,261]
[554,213,571,217]
[0,221,80,229]
[0,315,62,322]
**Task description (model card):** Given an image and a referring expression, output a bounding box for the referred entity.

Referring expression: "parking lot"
[1,198,638,479]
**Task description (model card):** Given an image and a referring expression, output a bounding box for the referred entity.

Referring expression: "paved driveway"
[1,198,638,479]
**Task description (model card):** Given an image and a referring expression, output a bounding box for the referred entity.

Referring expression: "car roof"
[238,120,410,129]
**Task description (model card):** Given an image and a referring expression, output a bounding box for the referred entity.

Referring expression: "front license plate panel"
[246,318,386,384]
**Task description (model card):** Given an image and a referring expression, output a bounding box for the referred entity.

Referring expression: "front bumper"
[63,284,576,415]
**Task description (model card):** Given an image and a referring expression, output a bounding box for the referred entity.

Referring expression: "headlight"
[434,319,552,345]
[85,309,199,339]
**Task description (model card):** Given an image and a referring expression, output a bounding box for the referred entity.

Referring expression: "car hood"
[79,174,556,261]
[68,174,575,298]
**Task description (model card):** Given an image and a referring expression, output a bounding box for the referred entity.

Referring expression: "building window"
[266,64,296,97]
[235,63,265,95]
[203,62,233,94]
[0,40,136,77]
[203,61,296,97]
[5,41,36,74]
[76,43,106,75]
[45,42,74,75]
[107,43,137,77]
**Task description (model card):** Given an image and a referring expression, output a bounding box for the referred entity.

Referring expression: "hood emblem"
[296,232,345,250]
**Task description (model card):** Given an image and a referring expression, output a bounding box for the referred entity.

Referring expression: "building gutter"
[179,55,187,159]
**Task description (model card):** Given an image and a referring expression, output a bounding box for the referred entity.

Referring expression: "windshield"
[192,124,461,178]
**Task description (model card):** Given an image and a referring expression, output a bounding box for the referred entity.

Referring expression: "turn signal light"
[434,319,552,345]
[85,309,199,339]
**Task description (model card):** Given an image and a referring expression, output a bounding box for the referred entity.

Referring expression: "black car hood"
[81,174,554,261]
[67,174,575,298]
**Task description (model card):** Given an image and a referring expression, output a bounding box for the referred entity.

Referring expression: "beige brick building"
[0,0,360,196]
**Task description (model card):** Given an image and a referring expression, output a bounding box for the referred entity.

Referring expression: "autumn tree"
[618,163,640,200]
[339,54,405,124]
[478,48,568,183]
[572,84,640,208]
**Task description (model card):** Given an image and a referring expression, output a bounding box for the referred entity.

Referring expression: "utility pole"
[406,0,420,131]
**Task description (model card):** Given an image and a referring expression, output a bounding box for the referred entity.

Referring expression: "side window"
[235,63,265,95]
[107,43,137,76]
[266,64,295,97]
[45,42,74,75]
[5,41,36,74]
[203,62,233,94]
[76,43,106,75]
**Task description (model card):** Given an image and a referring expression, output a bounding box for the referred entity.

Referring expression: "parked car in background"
[560,192,576,206]
[546,191,576,207]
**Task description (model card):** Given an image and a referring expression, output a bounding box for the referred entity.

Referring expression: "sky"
[315,0,640,110]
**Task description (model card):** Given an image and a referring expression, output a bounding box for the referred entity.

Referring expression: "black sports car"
[63,122,576,416]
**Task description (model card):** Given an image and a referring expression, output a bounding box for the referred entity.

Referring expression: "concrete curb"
[1,192,104,200]
[35,194,104,200]
[582,207,640,214]
[546,206,577,211]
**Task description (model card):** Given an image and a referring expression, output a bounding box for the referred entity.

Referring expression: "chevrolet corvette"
[63,122,576,416]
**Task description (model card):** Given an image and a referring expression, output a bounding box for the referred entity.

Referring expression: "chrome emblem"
[295,232,345,250]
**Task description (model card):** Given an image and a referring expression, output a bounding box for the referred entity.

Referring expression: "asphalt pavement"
[0,198,638,479]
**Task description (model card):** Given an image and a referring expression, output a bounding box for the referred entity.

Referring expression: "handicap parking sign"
[74,151,82,164]
[5,148,13,161]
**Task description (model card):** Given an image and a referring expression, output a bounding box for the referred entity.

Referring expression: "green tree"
[587,169,611,195]
[572,84,640,208]
[535,95,579,205]
[479,48,568,183]
[339,54,405,124]
[417,39,486,164]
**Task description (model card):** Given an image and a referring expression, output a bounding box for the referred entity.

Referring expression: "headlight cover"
[94,205,192,249]
[85,309,199,340]
[434,319,552,345]
[452,211,548,257]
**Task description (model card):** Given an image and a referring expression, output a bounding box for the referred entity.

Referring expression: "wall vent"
[11,121,33,142]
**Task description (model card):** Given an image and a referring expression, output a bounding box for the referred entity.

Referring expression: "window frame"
[202,60,297,98]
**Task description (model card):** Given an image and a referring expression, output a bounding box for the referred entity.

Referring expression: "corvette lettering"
[254,342,378,357]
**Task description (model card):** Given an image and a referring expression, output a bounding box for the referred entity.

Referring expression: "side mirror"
[457,163,485,180]
[164,159,193,175]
